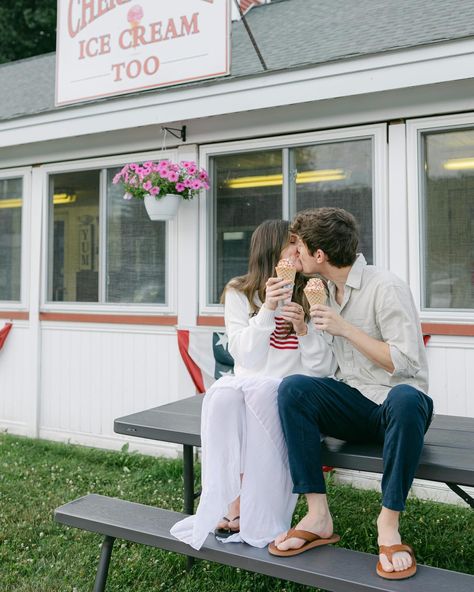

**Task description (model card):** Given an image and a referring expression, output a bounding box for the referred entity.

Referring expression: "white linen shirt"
[328,254,429,404]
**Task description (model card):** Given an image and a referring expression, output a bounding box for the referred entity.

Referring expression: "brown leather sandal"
[268,528,340,557]
[376,543,417,580]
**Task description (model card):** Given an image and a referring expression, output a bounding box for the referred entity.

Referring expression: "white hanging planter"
[143,193,180,221]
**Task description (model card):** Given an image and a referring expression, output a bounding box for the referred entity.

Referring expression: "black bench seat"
[55,494,474,592]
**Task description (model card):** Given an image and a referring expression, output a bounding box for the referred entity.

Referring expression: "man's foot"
[273,512,334,552]
[377,514,413,574]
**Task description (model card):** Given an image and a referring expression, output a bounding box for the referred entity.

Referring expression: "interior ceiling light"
[225,170,346,189]
[443,158,474,170]
[0,193,77,209]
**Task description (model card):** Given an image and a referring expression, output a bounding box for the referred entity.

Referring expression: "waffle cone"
[275,266,297,283]
[304,287,327,306]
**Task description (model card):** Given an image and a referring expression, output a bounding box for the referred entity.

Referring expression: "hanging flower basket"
[113,159,209,221]
[143,193,180,221]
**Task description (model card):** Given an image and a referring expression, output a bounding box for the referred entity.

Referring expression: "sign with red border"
[56,0,230,106]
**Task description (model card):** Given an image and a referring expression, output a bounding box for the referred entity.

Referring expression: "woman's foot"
[215,515,240,532]
[215,497,240,533]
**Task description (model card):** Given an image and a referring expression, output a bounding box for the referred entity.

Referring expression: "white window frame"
[199,124,388,314]
[39,150,178,314]
[407,113,474,323]
[0,166,31,311]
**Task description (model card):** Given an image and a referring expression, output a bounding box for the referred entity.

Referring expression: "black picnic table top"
[114,395,474,489]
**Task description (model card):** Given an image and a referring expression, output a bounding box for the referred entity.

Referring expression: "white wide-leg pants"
[170,375,297,550]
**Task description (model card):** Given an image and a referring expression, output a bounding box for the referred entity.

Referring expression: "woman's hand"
[264,277,293,311]
[280,302,306,334]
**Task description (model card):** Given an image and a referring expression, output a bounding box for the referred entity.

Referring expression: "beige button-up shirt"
[328,254,429,404]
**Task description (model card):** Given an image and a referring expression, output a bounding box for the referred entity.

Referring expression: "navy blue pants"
[278,376,434,511]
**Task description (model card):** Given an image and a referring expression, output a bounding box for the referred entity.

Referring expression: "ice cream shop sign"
[56,0,230,105]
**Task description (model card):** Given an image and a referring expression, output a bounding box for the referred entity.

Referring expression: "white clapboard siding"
[0,321,34,435]
[425,336,474,417]
[39,323,188,452]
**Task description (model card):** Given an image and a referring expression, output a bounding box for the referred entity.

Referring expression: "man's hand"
[311,304,395,373]
[310,304,350,336]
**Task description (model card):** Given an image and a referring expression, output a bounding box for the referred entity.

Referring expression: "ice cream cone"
[275,258,297,304]
[304,278,327,307]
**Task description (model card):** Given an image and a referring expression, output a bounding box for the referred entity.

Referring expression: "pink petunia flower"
[187,164,197,175]
[168,171,179,182]
[159,169,169,179]
[143,181,152,191]
[175,182,185,192]
[191,179,202,190]
[150,186,160,195]
[199,171,208,181]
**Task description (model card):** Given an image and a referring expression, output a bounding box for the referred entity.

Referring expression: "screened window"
[0,177,22,302]
[422,130,474,310]
[209,139,374,304]
[48,168,167,305]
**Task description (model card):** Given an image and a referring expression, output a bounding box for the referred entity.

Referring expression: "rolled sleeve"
[389,344,421,378]
[376,284,424,379]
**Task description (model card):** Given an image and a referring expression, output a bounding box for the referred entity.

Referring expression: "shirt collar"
[328,253,367,293]
[345,253,367,289]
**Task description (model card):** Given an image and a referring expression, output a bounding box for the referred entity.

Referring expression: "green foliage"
[0,0,57,65]
[0,433,472,591]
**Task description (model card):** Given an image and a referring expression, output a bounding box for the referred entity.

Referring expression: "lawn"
[0,433,472,592]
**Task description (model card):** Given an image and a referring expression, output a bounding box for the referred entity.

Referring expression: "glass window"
[48,167,167,305]
[210,150,283,302]
[208,139,374,304]
[106,169,166,304]
[292,139,373,260]
[422,130,474,310]
[0,177,22,301]
[49,170,100,302]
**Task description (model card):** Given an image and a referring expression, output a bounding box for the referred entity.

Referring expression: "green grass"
[0,433,472,592]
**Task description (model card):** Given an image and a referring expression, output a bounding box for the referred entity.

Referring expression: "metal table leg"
[446,482,474,508]
[93,535,115,592]
[183,444,195,570]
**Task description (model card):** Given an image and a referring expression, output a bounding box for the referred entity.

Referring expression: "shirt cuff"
[251,305,276,329]
[389,344,419,378]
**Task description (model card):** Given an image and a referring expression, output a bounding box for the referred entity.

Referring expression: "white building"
[0,1,472,501]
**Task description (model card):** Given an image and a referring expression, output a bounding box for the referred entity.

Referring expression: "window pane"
[0,178,22,301]
[49,170,100,302]
[422,130,474,310]
[106,169,166,304]
[210,150,283,303]
[293,139,373,262]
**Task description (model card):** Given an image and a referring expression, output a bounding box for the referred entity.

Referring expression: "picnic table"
[113,394,474,511]
[54,395,474,592]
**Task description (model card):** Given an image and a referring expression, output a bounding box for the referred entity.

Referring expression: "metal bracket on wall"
[161,125,186,143]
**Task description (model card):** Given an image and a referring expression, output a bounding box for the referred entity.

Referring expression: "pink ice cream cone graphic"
[127,4,144,29]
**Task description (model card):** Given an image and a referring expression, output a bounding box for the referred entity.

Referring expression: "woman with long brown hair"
[171,220,335,550]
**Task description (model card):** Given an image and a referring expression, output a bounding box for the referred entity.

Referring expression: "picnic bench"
[55,394,474,592]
